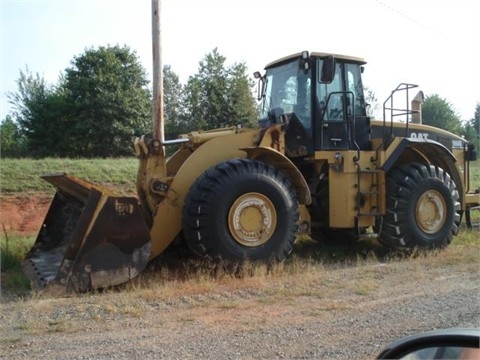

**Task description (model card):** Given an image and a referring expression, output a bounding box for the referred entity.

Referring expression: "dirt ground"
[1,195,479,359]
[0,195,51,235]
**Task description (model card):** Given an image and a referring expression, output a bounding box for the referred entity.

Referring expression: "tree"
[227,62,258,128]
[7,67,67,156]
[463,102,480,149]
[0,115,27,157]
[473,102,480,137]
[183,48,258,131]
[422,94,463,135]
[62,45,151,157]
[364,86,379,118]
[163,65,188,139]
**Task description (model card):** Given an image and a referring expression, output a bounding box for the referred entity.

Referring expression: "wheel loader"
[23,2,479,292]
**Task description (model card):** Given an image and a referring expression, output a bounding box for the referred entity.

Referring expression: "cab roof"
[264,51,366,69]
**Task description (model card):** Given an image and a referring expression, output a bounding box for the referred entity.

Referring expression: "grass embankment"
[0,157,138,195]
[0,158,479,297]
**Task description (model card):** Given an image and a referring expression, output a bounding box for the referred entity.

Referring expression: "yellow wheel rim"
[415,189,447,234]
[228,192,277,247]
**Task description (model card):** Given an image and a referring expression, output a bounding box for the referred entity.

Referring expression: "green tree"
[364,86,379,118]
[422,94,463,135]
[63,44,151,157]
[184,48,257,131]
[227,62,258,128]
[7,67,67,156]
[163,65,188,139]
[463,102,480,149]
[0,115,27,157]
[473,102,480,137]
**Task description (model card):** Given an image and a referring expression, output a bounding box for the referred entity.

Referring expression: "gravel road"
[1,252,479,359]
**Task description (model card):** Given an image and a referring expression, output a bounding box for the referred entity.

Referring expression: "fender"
[242,146,312,206]
[381,137,464,206]
[148,130,257,258]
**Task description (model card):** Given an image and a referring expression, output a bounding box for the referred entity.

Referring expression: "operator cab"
[256,51,370,157]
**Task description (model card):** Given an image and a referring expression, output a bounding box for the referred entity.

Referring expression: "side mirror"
[377,329,480,360]
[254,71,265,101]
[320,56,335,84]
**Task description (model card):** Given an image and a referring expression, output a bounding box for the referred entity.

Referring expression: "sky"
[1,0,479,123]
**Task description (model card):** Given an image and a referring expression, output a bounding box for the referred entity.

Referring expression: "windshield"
[259,60,311,130]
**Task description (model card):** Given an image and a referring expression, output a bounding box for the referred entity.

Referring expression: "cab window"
[345,63,366,117]
[316,61,343,121]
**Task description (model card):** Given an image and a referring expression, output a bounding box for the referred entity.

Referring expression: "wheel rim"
[415,189,447,234]
[228,192,277,247]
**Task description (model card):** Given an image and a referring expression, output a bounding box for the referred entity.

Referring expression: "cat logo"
[410,132,429,140]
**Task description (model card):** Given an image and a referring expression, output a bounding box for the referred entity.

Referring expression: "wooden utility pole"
[151,0,164,143]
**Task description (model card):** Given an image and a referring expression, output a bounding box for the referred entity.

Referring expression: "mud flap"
[23,173,151,292]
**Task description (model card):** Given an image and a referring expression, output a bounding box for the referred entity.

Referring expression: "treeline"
[1,45,479,158]
[1,45,258,158]
[422,95,479,150]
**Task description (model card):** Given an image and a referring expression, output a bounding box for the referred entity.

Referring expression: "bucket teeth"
[23,173,151,292]
[22,247,66,288]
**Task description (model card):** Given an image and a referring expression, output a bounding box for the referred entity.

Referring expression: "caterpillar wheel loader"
[23,2,479,292]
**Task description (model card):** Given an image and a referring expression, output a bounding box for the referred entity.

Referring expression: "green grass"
[470,159,480,187]
[0,158,478,196]
[0,157,138,195]
[1,233,35,292]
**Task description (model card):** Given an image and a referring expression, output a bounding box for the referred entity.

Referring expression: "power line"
[374,0,445,38]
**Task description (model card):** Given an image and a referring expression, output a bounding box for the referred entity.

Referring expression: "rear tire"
[182,159,299,262]
[380,163,461,249]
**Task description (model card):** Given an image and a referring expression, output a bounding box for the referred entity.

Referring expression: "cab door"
[316,61,350,150]
[315,60,369,150]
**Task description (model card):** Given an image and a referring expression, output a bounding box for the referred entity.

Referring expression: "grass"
[469,159,480,190]
[0,157,138,195]
[0,157,478,299]
[0,229,477,342]
[1,213,478,299]
[0,232,35,292]
[118,231,479,301]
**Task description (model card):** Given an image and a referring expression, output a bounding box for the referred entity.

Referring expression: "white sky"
[1,0,479,123]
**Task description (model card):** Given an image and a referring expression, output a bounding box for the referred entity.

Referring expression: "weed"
[47,319,66,333]
[354,280,377,296]
[217,301,238,310]
[120,304,144,317]
[0,233,34,271]
[0,337,22,344]
[16,321,29,331]
[1,233,34,293]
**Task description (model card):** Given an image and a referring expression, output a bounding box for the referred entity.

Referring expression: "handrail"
[382,83,419,149]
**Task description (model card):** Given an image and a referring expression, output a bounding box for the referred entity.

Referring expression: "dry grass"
[1,230,477,341]
[2,227,477,304]
[77,232,478,306]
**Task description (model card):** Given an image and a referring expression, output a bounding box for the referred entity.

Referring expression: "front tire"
[380,163,461,249]
[182,159,299,262]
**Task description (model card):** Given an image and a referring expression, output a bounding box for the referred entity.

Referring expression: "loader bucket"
[23,173,151,292]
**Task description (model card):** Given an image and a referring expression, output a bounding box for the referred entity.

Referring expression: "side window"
[317,62,343,121]
[345,64,366,117]
[284,76,297,113]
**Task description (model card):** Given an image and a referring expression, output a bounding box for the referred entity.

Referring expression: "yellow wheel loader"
[23,3,479,292]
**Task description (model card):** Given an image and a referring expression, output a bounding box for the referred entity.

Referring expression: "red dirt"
[0,194,51,236]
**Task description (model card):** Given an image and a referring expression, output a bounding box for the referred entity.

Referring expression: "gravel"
[1,258,479,359]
